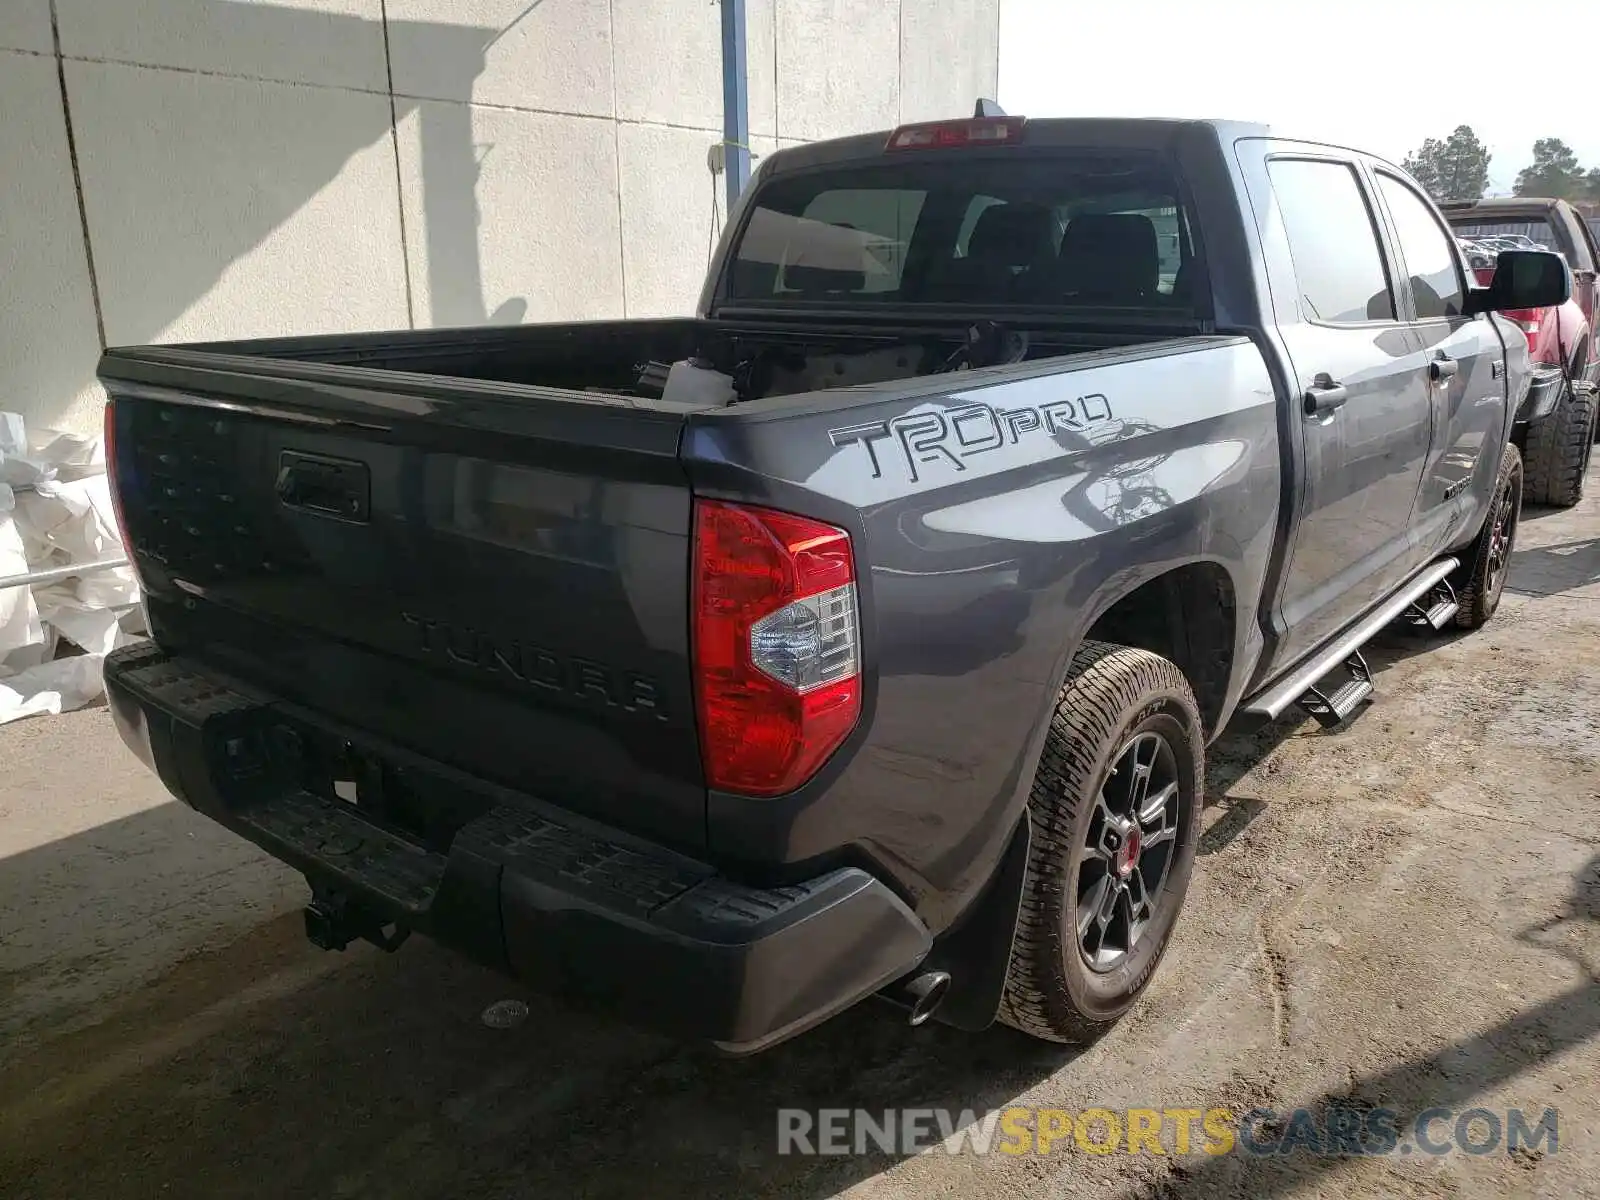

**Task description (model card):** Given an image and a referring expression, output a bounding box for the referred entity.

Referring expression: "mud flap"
[921,811,1033,1032]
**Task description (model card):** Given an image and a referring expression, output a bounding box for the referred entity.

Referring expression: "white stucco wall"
[0,0,999,435]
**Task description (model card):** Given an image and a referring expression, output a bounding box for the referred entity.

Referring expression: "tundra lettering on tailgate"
[829,393,1114,482]
[401,612,670,720]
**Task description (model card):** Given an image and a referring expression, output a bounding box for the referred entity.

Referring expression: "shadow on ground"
[3,528,1593,1198]
[1149,853,1598,1198]
[6,832,1592,1200]
[0,696,1313,1200]
[1194,616,1455,858]
[1506,537,1600,598]
[0,886,1077,1199]
[0,678,1430,1200]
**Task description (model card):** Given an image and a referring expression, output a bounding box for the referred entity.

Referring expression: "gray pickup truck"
[98,114,1568,1054]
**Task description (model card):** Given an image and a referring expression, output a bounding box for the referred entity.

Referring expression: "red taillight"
[1503,310,1560,365]
[692,500,862,797]
[103,399,131,547]
[885,117,1025,152]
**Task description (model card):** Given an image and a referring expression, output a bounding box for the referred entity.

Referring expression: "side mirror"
[1466,249,1571,314]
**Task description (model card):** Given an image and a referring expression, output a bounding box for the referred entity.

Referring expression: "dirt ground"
[3,473,1599,1200]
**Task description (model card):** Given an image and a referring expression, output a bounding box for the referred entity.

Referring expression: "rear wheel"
[1453,442,1523,630]
[998,641,1203,1043]
[1523,380,1595,507]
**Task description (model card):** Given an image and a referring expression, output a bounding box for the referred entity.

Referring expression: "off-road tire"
[1453,442,1523,630]
[998,641,1204,1044]
[1523,381,1595,507]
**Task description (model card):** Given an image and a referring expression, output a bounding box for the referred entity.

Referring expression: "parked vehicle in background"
[1464,233,1545,254]
[1444,198,1600,502]
[1458,238,1498,271]
[98,117,1563,1054]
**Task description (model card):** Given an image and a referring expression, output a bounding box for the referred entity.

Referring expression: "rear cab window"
[724,152,1199,314]
[1448,217,1563,258]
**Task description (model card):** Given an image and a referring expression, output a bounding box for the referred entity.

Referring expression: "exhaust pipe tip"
[903,970,952,1027]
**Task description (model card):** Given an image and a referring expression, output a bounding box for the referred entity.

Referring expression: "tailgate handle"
[276,451,371,522]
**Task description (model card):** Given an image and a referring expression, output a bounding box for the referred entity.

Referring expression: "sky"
[997,0,1600,196]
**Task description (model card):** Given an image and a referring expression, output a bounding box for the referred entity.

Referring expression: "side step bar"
[1242,558,1459,722]
[1402,576,1460,631]
[1297,650,1373,728]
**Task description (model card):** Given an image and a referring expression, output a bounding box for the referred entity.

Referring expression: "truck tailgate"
[100,351,705,850]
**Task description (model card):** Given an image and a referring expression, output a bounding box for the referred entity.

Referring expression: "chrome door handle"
[1303,379,1348,415]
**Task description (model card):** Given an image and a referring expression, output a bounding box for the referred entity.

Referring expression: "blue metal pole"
[719,0,751,209]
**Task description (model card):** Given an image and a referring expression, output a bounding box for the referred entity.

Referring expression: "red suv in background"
[1445,197,1600,506]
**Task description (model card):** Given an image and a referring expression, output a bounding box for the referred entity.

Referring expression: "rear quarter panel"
[682,337,1281,929]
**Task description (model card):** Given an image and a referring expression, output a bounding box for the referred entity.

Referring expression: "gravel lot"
[3,469,1599,1200]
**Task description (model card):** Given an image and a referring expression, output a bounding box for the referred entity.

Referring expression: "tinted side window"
[1268,159,1395,324]
[1575,214,1599,272]
[1377,175,1465,320]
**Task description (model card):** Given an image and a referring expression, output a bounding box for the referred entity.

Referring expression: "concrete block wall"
[1,0,1000,435]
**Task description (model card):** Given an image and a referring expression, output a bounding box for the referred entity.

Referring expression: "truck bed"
[116,316,1184,407]
[99,321,1238,863]
[187,317,706,396]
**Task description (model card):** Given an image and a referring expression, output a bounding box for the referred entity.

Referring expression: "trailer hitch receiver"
[303,887,411,953]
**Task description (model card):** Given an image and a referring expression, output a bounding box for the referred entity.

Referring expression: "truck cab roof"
[754,117,1382,175]
[1439,197,1579,216]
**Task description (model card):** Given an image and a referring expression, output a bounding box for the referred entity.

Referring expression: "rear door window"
[1267,159,1396,324]
[1574,215,1600,272]
[1376,174,1466,320]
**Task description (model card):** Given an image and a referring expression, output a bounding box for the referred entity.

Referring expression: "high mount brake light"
[885,117,1026,152]
[692,500,862,797]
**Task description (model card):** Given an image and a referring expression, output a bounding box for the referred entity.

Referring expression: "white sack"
[0,654,106,725]
[0,411,144,723]
[0,512,44,656]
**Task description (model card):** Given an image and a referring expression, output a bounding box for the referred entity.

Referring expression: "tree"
[1513,138,1586,199]
[1401,126,1491,202]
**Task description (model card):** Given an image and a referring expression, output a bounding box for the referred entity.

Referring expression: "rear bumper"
[105,644,931,1054]
[1516,364,1566,426]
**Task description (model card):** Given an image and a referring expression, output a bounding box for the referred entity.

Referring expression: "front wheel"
[1453,442,1523,630]
[998,641,1204,1043]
